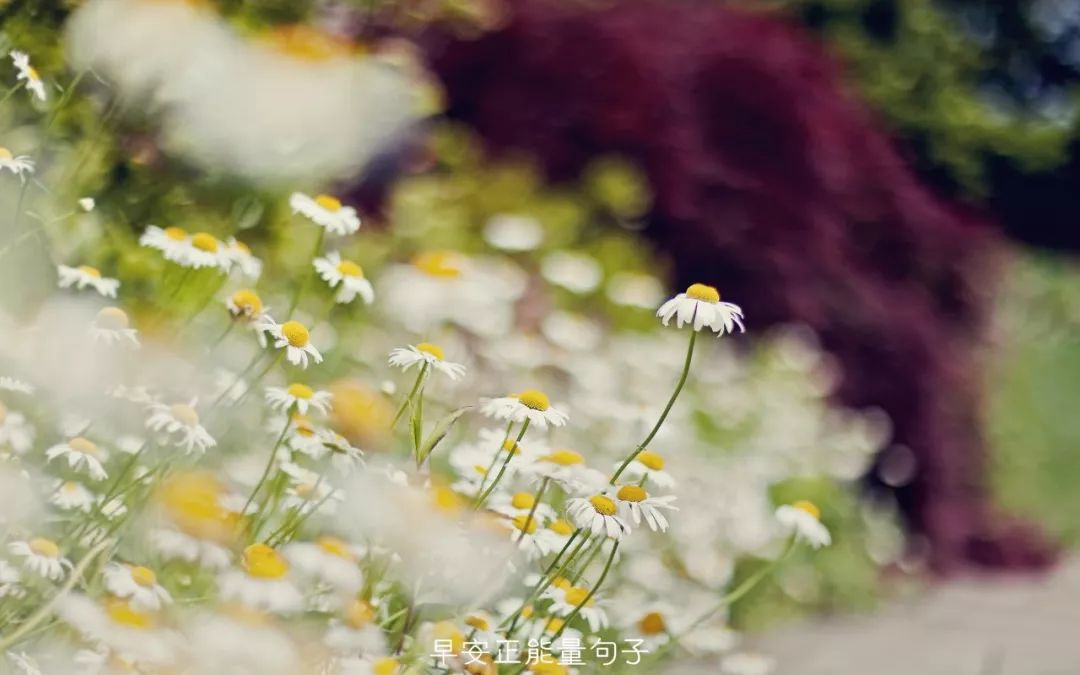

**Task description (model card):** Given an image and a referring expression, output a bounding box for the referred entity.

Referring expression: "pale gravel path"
[744,559,1080,675]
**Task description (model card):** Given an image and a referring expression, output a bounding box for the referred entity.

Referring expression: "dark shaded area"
[425,0,1058,572]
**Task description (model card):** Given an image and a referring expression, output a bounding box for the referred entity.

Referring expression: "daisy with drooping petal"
[541,583,609,632]
[266,383,333,416]
[283,535,363,594]
[224,237,262,279]
[388,343,465,381]
[479,390,568,429]
[290,192,361,235]
[219,544,303,614]
[51,480,95,512]
[57,264,120,298]
[613,485,678,532]
[9,51,45,101]
[46,437,109,481]
[260,318,323,369]
[775,500,831,549]
[313,251,374,304]
[103,563,173,611]
[8,537,72,581]
[146,400,216,454]
[616,449,676,490]
[657,283,744,335]
[566,494,629,540]
[91,307,140,347]
[225,288,268,322]
[0,147,33,180]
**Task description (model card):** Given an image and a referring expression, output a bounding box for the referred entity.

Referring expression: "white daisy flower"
[0,376,33,394]
[479,390,568,429]
[0,560,24,599]
[281,462,340,515]
[521,449,606,494]
[150,528,232,569]
[51,480,96,511]
[8,537,72,581]
[57,264,120,298]
[387,343,465,381]
[46,437,109,481]
[656,283,744,335]
[534,518,578,557]
[139,225,191,264]
[283,536,363,594]
[218,544,303,614]
[324,599,387,654]
[540,583,609,632]
[290,192,360,235]
[223,237,262,279]
[0,147,34,179]
[9,51,45,101]
[145,400,216,454]
[775,501,831,549]
[57,595,177,666]
[91,307,140,347]
[488,491,557,523]
[566,494,629,540]
[260,318,323,369]
[483,214,543,251]
[139,226,228,270]
[320,430,366,474]
[103,563,173,611]
[541,251,603,294]
[313,251,375,304]
[612,485,678,533]
[616,449,676,489]
[266,383,333,416]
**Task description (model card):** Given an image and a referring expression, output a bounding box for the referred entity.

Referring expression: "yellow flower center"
[589,495,617,516]
[616,485,648,503]
[636,450,665,470]
[191,232,218,252]
[157,471,238,544]
[473,464,488,476]
[164,227,188,241]
[412,250,462,278]
[27,66,40,81]
[317,535,353,558]
[544,617,565,634]
[543,449,584,466]
[28,537,60,558]
[0,147,12,160]
[61,481,79,494]
[550,576,571,590]
[372,657,400,675]
[431,485,464,514]
[548,519,574,536]
[96,306,130,330]
[78,265,102,278]
[336,260,364,277]
[129,565,157,588]
[502,439,521,454]
[529,660,569,674]
[520,604,535,619]
[292,413,316,437]
[105,598,155,629]
[169,403,200,427]
[685,283,720,303]
[295,482,318,499]
[793,500,821,520]
[286,383,314,400]
[564,586,594,607]
[464,614,490,631]
[230,289,263,315]
[281,321,310,348]
[345,598,376,628]
[68,436,99,456]
[510,492,535,510]
[416,342,444,361]
[638,611,667,635]
[314,194,342,212]
[517,390,550,411]
[242,543,289,579]
[512,514,538,535]
[265,25,355,61]
[233,240,252,255]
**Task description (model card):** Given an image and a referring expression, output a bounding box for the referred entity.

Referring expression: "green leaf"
[417,406,472,466]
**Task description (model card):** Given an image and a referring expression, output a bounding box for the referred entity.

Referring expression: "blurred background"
[3,0,1080,673]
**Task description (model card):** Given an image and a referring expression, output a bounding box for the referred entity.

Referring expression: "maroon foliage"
[425,0,1056,571]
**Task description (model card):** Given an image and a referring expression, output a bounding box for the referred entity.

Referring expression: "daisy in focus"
[0,147,34,179]
[8,537,72,581]
[775,500,831,549]
[9,50,46,101]
[91,307,140,347]
[290,192,360,235]
[313,251,374,304]
[657,283,744,335]
[479,390,568,429]
[612,485,678,532]
[261,319,323,368]
[46,437,109,481]
[266,383,333,416]
[57,264,120,298]
[566,493,630,540]
[388,343,465,381]
[103,563,173,611]
[146,400,216,454]
[139,226,228,270]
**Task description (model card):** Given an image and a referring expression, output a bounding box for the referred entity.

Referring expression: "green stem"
[568,538,604,585]
[241,415,292,523]
[391,363,429,428]
[610,329,696,484]
[516,478,549,544]
[286,227,325,318]
[473,420,530,509]
[503,530,587,636]
[548,540,620,644]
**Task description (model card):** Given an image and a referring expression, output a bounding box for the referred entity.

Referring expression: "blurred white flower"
[541,251,603,294]
[57,264,120,298]
[0,147,34,179]
[9,50,45,101]
[483,214,543,251]
[388,343,465,381]
[775,501,831,549]
[291,194,361,236]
